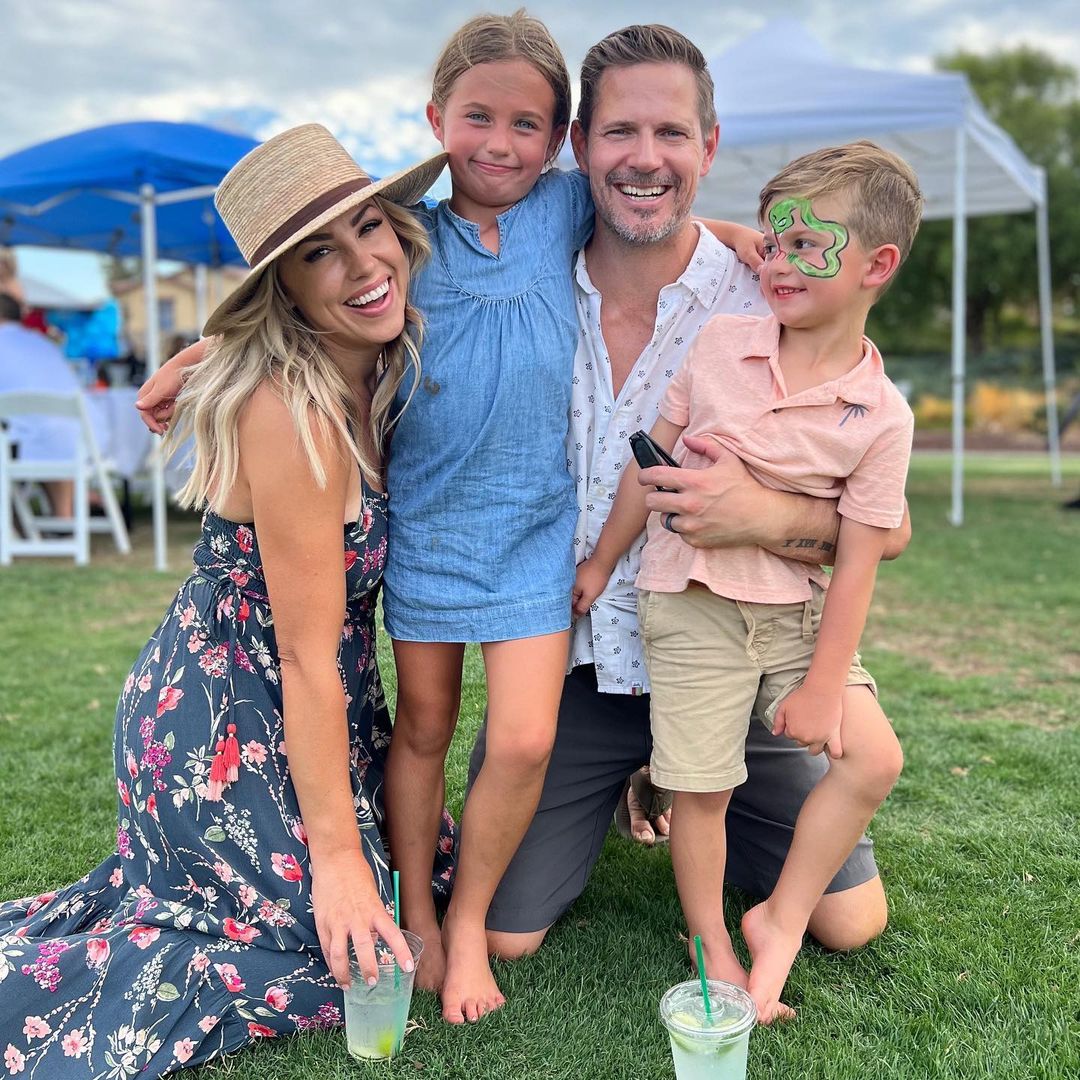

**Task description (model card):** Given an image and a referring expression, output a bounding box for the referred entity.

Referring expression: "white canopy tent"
[692,20,1061,524]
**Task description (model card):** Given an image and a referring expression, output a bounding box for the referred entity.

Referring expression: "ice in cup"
[343,930,423,1060]
[659,980,756,1080]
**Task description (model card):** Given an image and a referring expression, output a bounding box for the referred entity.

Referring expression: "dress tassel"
[223,723,241,783]
[207,736,228,802]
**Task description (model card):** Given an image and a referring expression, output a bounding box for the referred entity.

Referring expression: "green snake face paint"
[766,197,849,279]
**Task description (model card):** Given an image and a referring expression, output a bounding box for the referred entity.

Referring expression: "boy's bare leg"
[385,640,466,993]
[669,789,748,986]
[743,686,903,1023]
[440,631,566,1024]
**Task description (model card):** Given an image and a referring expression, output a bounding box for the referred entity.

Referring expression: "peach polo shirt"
[636,313,914,604]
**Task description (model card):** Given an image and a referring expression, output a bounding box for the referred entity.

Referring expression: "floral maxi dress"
[0,495,455,1078]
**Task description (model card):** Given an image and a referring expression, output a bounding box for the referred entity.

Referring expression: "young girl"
[138,11,760,1026]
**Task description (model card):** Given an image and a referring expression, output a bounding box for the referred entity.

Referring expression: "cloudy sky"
[3,0,1078,299]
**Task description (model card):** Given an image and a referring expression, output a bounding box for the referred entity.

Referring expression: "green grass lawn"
[1,452,1078,1079]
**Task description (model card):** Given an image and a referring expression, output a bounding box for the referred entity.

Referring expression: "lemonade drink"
[659,981,756,1080]
[343,930,423,1061]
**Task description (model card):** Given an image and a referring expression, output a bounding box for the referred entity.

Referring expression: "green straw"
[693,934,713,1021]
[392,870,401,990]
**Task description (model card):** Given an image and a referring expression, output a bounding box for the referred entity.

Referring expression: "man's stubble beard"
[594,176,695,248]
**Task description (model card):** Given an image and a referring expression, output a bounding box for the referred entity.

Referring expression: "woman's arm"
[135,338,214,434]
[239,384,409,988]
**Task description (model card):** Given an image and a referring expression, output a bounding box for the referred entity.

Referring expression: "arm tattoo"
[782,538,835,553]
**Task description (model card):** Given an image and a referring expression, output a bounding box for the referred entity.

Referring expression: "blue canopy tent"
[693,21,1060,524]
[0,121,260,568]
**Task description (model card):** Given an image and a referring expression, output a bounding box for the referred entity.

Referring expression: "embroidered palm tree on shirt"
[839,402,868,427]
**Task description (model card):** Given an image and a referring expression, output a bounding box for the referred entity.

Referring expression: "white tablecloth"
[83,388,153,480]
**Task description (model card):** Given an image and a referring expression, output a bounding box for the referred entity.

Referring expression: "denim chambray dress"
[383,168,593,642]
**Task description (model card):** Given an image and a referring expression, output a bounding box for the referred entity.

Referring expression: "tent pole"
[950,126,967,527]
[194,263,208,335]
[1035,174,1062,486]
[140,183,168,571]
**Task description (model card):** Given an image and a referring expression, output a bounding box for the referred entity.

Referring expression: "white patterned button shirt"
[567,223,771,694]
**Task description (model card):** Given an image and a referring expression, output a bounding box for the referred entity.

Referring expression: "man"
[469,24,910,970]
[0,291,81,517]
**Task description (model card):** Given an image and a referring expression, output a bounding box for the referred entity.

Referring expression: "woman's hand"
[135,339,211,433]
[311,849,413,988]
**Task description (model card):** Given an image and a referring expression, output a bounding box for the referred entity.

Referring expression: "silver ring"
[662,513,678,533]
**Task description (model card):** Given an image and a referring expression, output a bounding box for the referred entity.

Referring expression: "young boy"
[572,141,921,1025]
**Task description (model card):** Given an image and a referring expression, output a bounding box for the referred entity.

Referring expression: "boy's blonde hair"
[430,9,571,164]
[578,24,716,138]
[758,140,924,270]
[168,197,429,509]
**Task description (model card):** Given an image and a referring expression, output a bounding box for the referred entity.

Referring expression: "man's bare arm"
[641,434,910,565]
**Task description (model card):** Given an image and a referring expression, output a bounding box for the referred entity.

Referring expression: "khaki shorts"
[639,582,876,792]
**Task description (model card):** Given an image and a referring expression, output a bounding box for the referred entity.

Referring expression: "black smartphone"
[629,430,679,491]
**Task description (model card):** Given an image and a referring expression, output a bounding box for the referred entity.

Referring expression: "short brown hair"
[577,24,716,137]
[758,140,924,269]
[430,9,571,164]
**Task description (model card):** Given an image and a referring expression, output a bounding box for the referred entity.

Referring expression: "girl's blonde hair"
[431,9,571,165]
[168,197,429,509]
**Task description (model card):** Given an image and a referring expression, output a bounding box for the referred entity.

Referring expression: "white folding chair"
[0,390,131,565]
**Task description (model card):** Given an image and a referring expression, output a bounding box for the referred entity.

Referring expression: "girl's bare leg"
[440,630,568,1024]
[743,687,903,1023]
[385,640,465,992]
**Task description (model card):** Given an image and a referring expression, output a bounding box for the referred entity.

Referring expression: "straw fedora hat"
[203,123,446,336]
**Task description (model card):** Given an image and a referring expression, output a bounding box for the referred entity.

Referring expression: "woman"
[0,125,454,1076]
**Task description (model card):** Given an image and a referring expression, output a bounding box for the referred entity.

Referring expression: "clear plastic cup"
[659,980,757,1080]
[343,930,423,1060]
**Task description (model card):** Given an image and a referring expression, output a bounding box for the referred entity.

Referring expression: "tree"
[871,46,1080,358]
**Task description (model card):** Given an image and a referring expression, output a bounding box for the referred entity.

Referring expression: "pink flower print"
[271,853,303,882]
[438,834,454,854]
[137,672,153,693]
[135,884,153,900]
[21,941,68,991]
[242,740,267,766]
[197,1015,219,1033]
[344,549,358,572]
[126,751,138,778]
[128,926,160,950]
[223,918,261,944]
[238,883,257,908]
[4,1044,26,1074]
[247,1022,276,1039]
[146,793,158,820]
[361,503,374,533]
[117,826,133,860]
[216,594,235,620]
[278,740,288,756]
[191,951,210,972]
[178,602,198,629]
[213,860,234,884]
[258,899,294,928]
[198,644,229,678]
[214,963,245,993]
[290,820,308,845]
[117,780,130,806]
[21,1017,50,1039]
[109,866,124,888]
[236,525,254,553]
[187,632,203,654]
[85,939,110,968]
[123,673,135,696]
[156,685,184,717]
[238,598,250,622]
[61,1030,89,1058]
[229,568,250,588]
[24,892,56,917]
[233,644,255,674]
[265,986,292,1011]
[174,1037,195,1063]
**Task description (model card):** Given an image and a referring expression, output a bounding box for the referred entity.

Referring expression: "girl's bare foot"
[440,913,505,1024]
[408,921,446,993]
[741,901,800,1024]
[688,927,748,988]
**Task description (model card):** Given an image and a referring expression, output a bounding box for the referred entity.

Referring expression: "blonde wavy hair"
[168,197,429,510]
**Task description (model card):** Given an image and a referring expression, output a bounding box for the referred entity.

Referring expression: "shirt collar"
[573,221,734,304]
[745,315,885,409]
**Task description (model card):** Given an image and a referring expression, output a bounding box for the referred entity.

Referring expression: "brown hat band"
[249,176,374,266]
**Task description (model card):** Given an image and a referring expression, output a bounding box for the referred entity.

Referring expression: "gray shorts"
[467,664,879,934]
